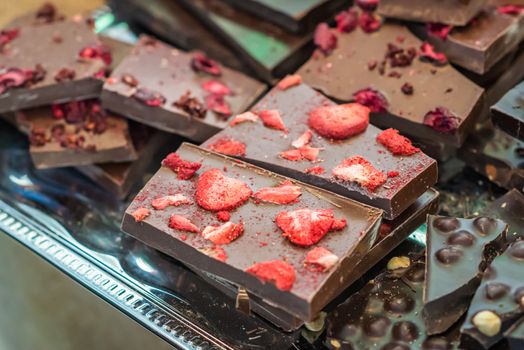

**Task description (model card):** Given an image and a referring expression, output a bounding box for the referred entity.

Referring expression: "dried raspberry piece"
[205,94,232,116]
[78,45,112,65]
[151,194,191,210]
[133,88,166,107]
[200,246,228,262]
[245,260,296,291]
[426,23,454,40]
[335,9,358,33]
[0,68,29,95]
[201,80,232,96]
[359,12,381,33]
[291,130,313,148]
[131,207,150,222]
[276,208,339,246]
[253,180,302,204]
[0,29,19,51]
[423,107,461,133]
[169,214,199,233]
[386,44,417,67]
[401,82,414,95]
[217,211,231,222]
[201,221,244,245]
[121,73,138,87]
[280,146,321,162]
[207,137,246,156]
[304,166,325,175]
[308,103,370,140]
[376,128,420,156]
[191,52,222,76]
[161,153,202,180]
[229,111,259,126]
[332,156,387,191]
[314,23,337,55]
[305,247,340,272]
[196,169,252,211]
[54,68,75,82]
[387,171,399,178]
[352,88,388,113]
[258,110,287,132]
[174,91,207,119]
[419,42,447,65]
[498,4,524,15]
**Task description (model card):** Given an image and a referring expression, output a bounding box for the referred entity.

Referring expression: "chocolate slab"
[121,143,383,320]
[298,19,485,147]
[202,83,438,220]
[377,0,488,25]
[482,189,524,243]
[423,215,509,335]
[491,80,524,141]
[0,18,107,113]
[101,35,266,141]
[506,317,524,349]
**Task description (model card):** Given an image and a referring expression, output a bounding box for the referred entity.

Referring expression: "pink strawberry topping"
[376,128,420,156]
[207,137,246,156]
[162,153,202,180]
[308,103,370,140]
[419,42,447,65]
[280,146,321,162]
[196,169,252,211]
[314,23,338,55]
[253,180,302,204]
[131,207,150,222]
[305,247,340,272]
[151,194,191,210]
[201,221,244,245]
[246,260,296,291]
[168,214,199,233]
[258,109,287,132]
[201,80,232,95]
[292,130,313,148]
[277,74,302,90]
[332,156,387,191]
[229,111,259,126]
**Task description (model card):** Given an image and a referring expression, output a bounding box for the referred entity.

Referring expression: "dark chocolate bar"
[491,80,524,141]
[121,142,383,320]
[202,83,438,220]
[482,189,524,243]
[423,215,509,335]
[506,317,524,349]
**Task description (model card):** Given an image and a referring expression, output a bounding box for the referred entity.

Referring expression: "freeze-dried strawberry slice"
[217,211,231,222]
[199,246,228,262]
[131,207,150,222]
[196,169,252,211]
[314,23,337,55]
[151,194,191,210]
[230,111,259,126]
[258,109,287,132]
[376,128,420,156]
[280,146,321,162]
[276,208,336,246]
[419,42,447,65]
[245,260,296,291]
[169,214,199,233]
[333,156,387,191]
[207,137,246,156]
[279,149,302,161]
[304,166,325,175]
[201,80,232,95]
[162,153,202,180]
[305,247,339,272]
[277,74,302,90]
[201,221,244,245]
[205,94,232,116]
[426,23,453,40]
[253,180,302,204]
[292,130,313,148]
[331,218,347,231]
[308,103,370,140]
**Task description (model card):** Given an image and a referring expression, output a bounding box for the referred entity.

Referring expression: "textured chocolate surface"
[491,80,524,141]
[121,143,383,320]
[424,215,508,335]
[202,83,438,220]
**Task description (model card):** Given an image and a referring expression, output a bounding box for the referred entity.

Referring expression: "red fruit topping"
[304,166,325,175]
[229,111,259,126]
[133,87,166,107]
[0,29,19,51]
[54,68,75,82]
[161,153,202,180]
[121,73,138,87]
[207,137,246,156]
[217,211,231,222]
[205,94,232,116]
[279,149,302,161]
[376,128,420,156]
[174,91,207,119]
[332,156,387,191]
[401,82,414,95]
[314,23,338,55]
[201,221,244,245]
[359,12,382,33]
[196,169,252,211]
[292,130,313,148]
[305,247,340,272]
[419,42,448,65]
[169,214,199,233]
[78,45,112,65]
[258,109,287,132]
[352,88,388,113]
[498,5,524,15]
[426,23,453,40]
[387,171,399,178]
[423,107,462,133]
[280,146,321,162]
[245,260,296,291]
[276,208,339,246]
[356,0,379,11]
[35,2,62,23]
[277,74,302,90]
[200,246,228,262]
[335,9,359,33]
[151,194,191,210]
[253,180,302,204]
[0,68,30,95]
[191,52,222,76]
[201,80,232,96]
[308,103,370,140]
[386,43,417,67]
[331,218,347,231]
[131,207,150,222]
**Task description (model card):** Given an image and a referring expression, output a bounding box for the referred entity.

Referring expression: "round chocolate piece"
[381,342,410,350]
[363,316,391,338]
[385,295,415,314]
[433,217,460,233]
[337,323,359,339]
[508,241,524,260]
[473,217,497,236]
[514,287,524,306]
[435,247,463,265]
[485,283,510,300]
[404,262,425,283]
[483,265,497,280]
[422,336,452,350]
[392,321,419,342]
[447,230,475,247]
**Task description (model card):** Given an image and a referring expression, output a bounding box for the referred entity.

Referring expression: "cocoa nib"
[174,91,207,119]
[54,68,75,82]
[385,43,417,67]
[314,23,337,55]
[401,82,414,95]
[353,88,388,113]
[0,28,19,52]
[423,107,461,133]
[205,94,232,116]
[133,87,166,107]
[191,52,221,76]
[335,9,358,33]
[121,73,138,87]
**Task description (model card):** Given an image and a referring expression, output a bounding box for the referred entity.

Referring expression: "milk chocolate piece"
[101,35,265,141]
[202,83,438,220]
[424,215,509,334]
[377,0,487,25]
[491,80,524,141]
[121,143,383,320]
[482,189,524,243]
[506,317,524,349]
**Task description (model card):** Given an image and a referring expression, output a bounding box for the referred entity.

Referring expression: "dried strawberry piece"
[205,94,232,116]
[253,180,302,204]
[308,103,370,140]
[314,23,337,55]
[335,9,359,33]
[305,247,340,272]
[174,91,207,119]
[356,0,379,11]
[133,87,166,107]
[387,171,399,178]
[331,218,347,231]
[359,12,381,33]
[121,73,138,87]
[258,109,287,132]
[78,45,112,65]
[207,137,246,156]
[201,221,244,245]
[423,107,461,133]
[200,246,228,262]
[217,211,231,222]
[0,29,19,52]
[196,169,252,211]
[277,74,302,90]
[131,207,150,222]
[280,146,321,162]
[161,153,202,180]
[498,4,524,15]
[352,88,388,113]
[279,149,303,161]
[426,23,453,40]
[245,260,296,291]
[304,166,325,175]
[229,111,259,126]
[191,52,222,76]
[376,128,420,156]
[291,130,313,148]
[151,194,191,210]
[202,80,232,95]
[419,42,447,65]
[332,156,387,191]
[169,214,199,233]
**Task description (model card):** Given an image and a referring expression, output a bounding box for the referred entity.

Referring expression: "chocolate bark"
[491,80,524,141]
[121,143,383,320]
[482,189,524,243]
[506,317,524,349]
[101,35,266,141]
[202,83,438,220]
[423,215,509,335]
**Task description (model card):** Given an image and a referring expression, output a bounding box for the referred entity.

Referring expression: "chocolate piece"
[491,80,524,141]
[202,83,438,220]
[101,35,265,141]
[482,189,524,243]
[506,317,524,349]
[424,215,509,335]
[460,240,524,349]
[121,143,383,320]
[0,18,106,113]
[377,0,487,25]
